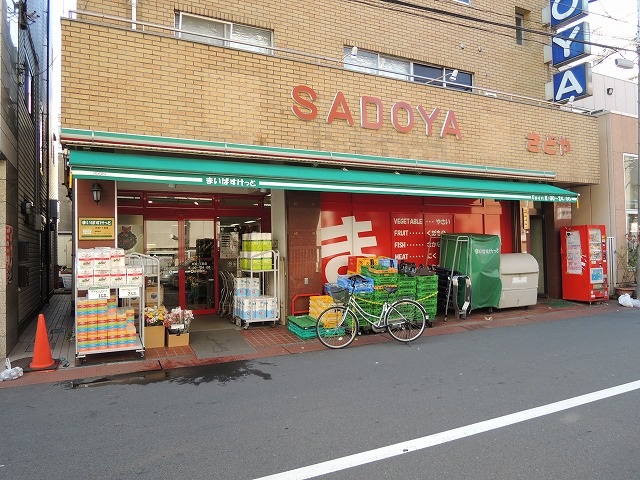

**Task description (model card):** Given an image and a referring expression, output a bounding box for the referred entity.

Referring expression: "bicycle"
[316,276,427,349]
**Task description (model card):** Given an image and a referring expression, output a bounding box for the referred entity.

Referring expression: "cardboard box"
[166,331,190,348]
[144,325,165,349]
[145,285,164,305]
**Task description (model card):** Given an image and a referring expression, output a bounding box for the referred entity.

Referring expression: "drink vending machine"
[560,225,608,302]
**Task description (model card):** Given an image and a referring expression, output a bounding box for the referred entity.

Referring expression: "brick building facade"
[59,0,602,330]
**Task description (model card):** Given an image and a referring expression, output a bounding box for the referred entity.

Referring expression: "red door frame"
[117,190,271,315]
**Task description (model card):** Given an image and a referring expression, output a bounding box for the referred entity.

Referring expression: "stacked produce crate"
[416,274,439,321]
[308,294,336,319]
[360,263,398,328]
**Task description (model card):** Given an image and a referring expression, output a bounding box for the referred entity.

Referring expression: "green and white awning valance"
[69,150,578,203]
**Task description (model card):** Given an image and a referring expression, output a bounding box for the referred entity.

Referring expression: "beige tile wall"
[62,1,600,184]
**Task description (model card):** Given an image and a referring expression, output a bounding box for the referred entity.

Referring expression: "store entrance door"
[148,219,216,314]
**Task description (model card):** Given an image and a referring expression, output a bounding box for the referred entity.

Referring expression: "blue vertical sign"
[544,0,593,103]
[551,63,593,102]
[551,22,591,67]
[549,0,589,28]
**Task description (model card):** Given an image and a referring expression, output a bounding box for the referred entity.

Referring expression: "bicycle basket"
[327,285,350,304]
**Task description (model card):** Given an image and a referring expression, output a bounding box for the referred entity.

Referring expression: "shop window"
[175,13,273,55]
[624,153,639,240]
[23,61,33,115]
[345,47,472,91]
[515,13,525,45]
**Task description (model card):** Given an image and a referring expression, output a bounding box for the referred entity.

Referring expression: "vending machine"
[560,225,609,302]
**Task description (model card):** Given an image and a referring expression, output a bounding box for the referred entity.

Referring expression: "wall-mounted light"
[606,87,614,95]
[91,182,103,204]
[21,198,33,217]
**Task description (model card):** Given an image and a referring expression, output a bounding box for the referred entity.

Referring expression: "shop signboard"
[548,21,591,67]
[546,62,593,103]
[79,218,115,240]
[391,213,425,264]
[545,0,589,28]
[320,210,391,282]
[424,214,454,266]
[543,0,593,103]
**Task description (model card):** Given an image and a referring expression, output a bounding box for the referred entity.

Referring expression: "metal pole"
[636,0,640,298]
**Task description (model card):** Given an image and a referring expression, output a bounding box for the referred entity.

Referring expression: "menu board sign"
[391,214,426,264]
[424,214,454,266]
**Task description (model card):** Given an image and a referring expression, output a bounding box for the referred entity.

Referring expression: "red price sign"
[424,214,453,266]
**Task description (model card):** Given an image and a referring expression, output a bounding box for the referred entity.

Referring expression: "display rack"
[74,251,159,361]
[234,250,280,328]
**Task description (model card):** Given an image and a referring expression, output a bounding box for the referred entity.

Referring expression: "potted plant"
[143,305,168,348]
[614,233,638,298]
[164,307,194,347]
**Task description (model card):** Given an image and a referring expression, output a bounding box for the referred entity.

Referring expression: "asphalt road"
[1,307,639,479]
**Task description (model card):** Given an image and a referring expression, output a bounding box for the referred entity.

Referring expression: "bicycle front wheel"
[316,306,358,349]
[385,299,426,342]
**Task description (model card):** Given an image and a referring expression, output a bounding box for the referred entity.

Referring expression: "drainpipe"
[131,0,137,30]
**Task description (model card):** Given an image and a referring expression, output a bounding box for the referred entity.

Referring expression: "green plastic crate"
[287,315,347,339]
[416,275,438,288]
[287,322,318,339]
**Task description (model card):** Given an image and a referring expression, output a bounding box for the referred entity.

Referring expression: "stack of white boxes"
[75,247,141,289]
[233,277,278,322]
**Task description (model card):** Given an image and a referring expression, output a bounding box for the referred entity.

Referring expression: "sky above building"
[587,0,638,80]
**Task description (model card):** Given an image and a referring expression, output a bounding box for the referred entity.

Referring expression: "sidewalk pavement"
[0,291,623,389]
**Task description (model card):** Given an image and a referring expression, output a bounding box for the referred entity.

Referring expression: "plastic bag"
[618,293,636,308]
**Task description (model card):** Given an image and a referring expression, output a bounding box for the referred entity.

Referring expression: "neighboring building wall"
[0,0,21,358]
[573,74,638,289]
[0,0,52,358]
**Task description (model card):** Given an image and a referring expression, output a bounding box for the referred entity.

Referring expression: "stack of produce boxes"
[75,247,143,353]
[357,260,396,328]
[76,297,138,353]
[239,232,273,270]
[309,294,337,319]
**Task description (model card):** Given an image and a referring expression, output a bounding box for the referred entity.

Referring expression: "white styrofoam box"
[93,270,111,287]
[76,271,94,289]
[126,266,144,286]
[77,249,94,270]
[255,296,267,319]
[110,248,125,268]
[110,267,127,288]
[248,277,260,296]
[93,247,111,271]
[265,296,277,318]
[236,298,256,320]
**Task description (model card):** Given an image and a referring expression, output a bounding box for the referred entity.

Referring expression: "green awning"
[68,150,578,203]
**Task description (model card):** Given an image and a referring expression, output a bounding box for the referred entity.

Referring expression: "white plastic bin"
[498,253,539,309]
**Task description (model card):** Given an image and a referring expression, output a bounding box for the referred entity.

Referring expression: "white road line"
[254,379,640,480]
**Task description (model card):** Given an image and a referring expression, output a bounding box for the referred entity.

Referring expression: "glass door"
[145,220,181,311]
[146,219,216,314]
[183,220,216,313]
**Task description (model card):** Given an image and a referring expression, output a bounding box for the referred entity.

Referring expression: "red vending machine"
[560,225,609,302]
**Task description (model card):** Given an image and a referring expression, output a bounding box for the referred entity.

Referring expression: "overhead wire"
[346,0,637,54]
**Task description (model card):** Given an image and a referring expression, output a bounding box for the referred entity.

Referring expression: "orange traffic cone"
[28,314,60,371]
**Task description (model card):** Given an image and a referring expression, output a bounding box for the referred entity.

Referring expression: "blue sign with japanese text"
[551,22,591,67]
[549,0,589,28]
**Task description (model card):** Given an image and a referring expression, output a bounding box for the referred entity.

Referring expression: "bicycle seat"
[383,285,398,294]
